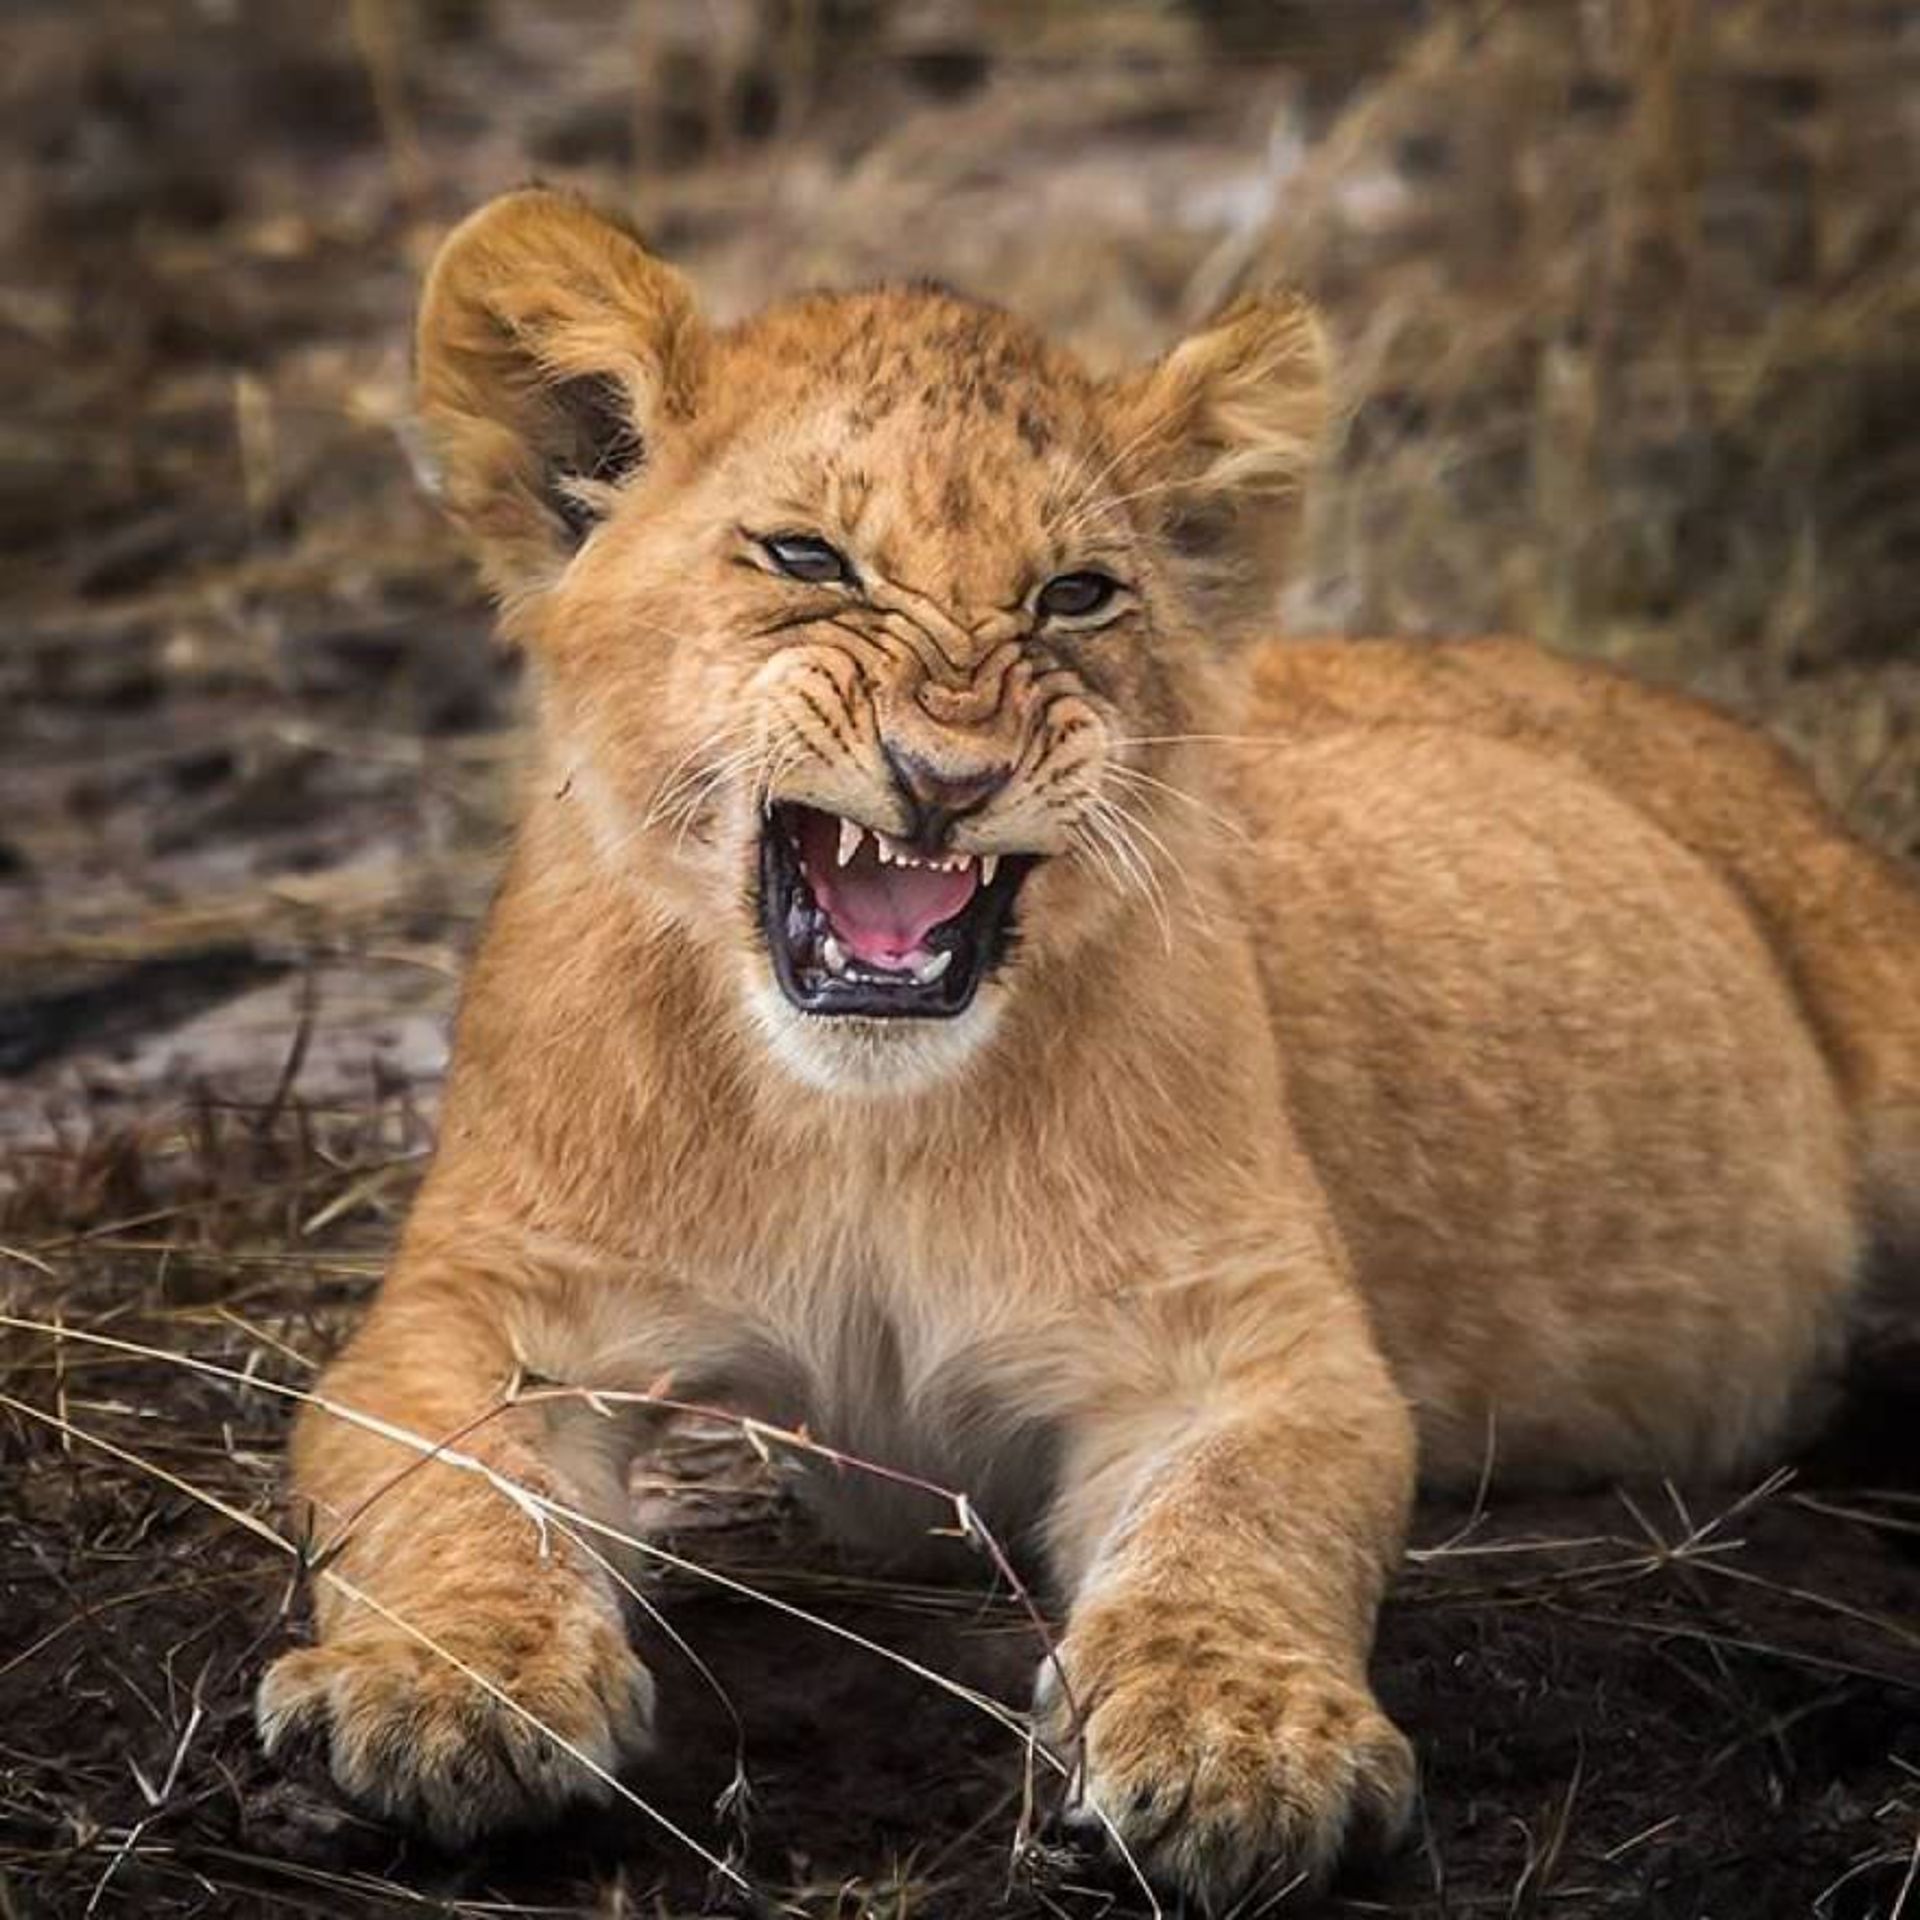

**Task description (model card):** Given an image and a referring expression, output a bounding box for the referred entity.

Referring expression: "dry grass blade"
[1,1311,1167,1918]
[0,1389,767,1904]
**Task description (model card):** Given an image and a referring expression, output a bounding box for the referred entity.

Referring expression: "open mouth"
[758,805,1037,1019]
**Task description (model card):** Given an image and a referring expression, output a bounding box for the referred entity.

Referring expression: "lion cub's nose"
[883,742,1012,846]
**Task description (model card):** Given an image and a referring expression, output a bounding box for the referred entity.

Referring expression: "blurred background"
[2,5,1918,1917]
[4,0,1916,1129]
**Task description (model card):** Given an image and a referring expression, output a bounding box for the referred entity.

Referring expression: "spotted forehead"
[733,287,1092,436]
[710,288,1115,586]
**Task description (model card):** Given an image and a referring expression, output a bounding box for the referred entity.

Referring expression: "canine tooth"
[837,817,863,867]
[981,854,999,886]
[821,934,849,975]
[912,950,952,985]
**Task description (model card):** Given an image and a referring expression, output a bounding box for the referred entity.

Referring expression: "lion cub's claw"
[256,1605,655,1848]
[1040,1602,1416,1912]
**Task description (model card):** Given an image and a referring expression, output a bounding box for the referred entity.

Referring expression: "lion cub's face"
[417,191,1325,1092]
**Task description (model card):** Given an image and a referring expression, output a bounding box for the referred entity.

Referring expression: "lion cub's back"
[1236,724,1858,1488]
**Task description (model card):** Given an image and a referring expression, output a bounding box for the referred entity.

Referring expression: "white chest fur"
[754,1275,1062,1571]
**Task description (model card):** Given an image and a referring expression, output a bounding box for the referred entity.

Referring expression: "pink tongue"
[799,811,979,968]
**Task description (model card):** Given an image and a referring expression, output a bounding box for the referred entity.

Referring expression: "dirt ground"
[3,3,1918,1916]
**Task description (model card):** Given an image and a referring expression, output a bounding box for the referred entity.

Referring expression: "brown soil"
[3,4,1917,1916]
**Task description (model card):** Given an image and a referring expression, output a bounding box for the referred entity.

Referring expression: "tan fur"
[257,189,1919,1908]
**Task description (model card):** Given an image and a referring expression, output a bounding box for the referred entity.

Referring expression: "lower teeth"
[813,933,953,988]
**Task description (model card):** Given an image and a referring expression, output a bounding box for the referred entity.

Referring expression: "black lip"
[757,805,1034,1020]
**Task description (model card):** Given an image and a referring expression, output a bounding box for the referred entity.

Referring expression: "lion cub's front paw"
[1038,1597,1415,1911]
[256,1575,654,1848]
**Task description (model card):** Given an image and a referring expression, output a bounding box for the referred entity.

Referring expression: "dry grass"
[4,1103,1919,1912]
[4,0,1918,1914]
[1266,4,1919,665]
[3,1113,1920,1904]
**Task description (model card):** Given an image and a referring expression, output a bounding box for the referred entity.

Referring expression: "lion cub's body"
[259,190,1920,1909]
[1241,696,1854,1486]
[429,636,1873,1514]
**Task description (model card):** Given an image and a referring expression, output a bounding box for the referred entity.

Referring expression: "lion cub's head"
[419,188,1325,1093]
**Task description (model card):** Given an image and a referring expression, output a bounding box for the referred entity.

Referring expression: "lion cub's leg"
[1037,1280,1417,1908]
[256,1253,670,1845]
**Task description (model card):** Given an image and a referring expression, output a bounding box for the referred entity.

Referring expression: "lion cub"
[257,188,1920,1907]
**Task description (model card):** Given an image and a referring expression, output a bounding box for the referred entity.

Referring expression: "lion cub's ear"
[1101,295,1328,625]
[416,187,706,602]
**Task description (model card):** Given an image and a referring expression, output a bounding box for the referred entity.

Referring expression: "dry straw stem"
[0,1311,1164,1918]
[10,1295,1919,1910]
[0,1392,755,1898]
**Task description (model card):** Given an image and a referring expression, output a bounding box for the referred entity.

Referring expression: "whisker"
[1106,805,1180,950]
[1109,732,1292,750]
[1052,474,1208,543]
[658,741,769,844]
[654,732,779,847]
[756,733,811,816]
[1038,435,1103,539]
[1114,823,1178,958]
[1103,761,1251,850]
[642,746,726,832]
[641,722,759,831]
[1082,796,1174,954]
[1041,403,1184,544]
[1069,816,1131,903]
[1099,785,1215,939]
[667,741,766,809]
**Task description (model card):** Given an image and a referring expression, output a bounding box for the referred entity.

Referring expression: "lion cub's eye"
[760,533,857,587]
[1037,570,1122,621]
